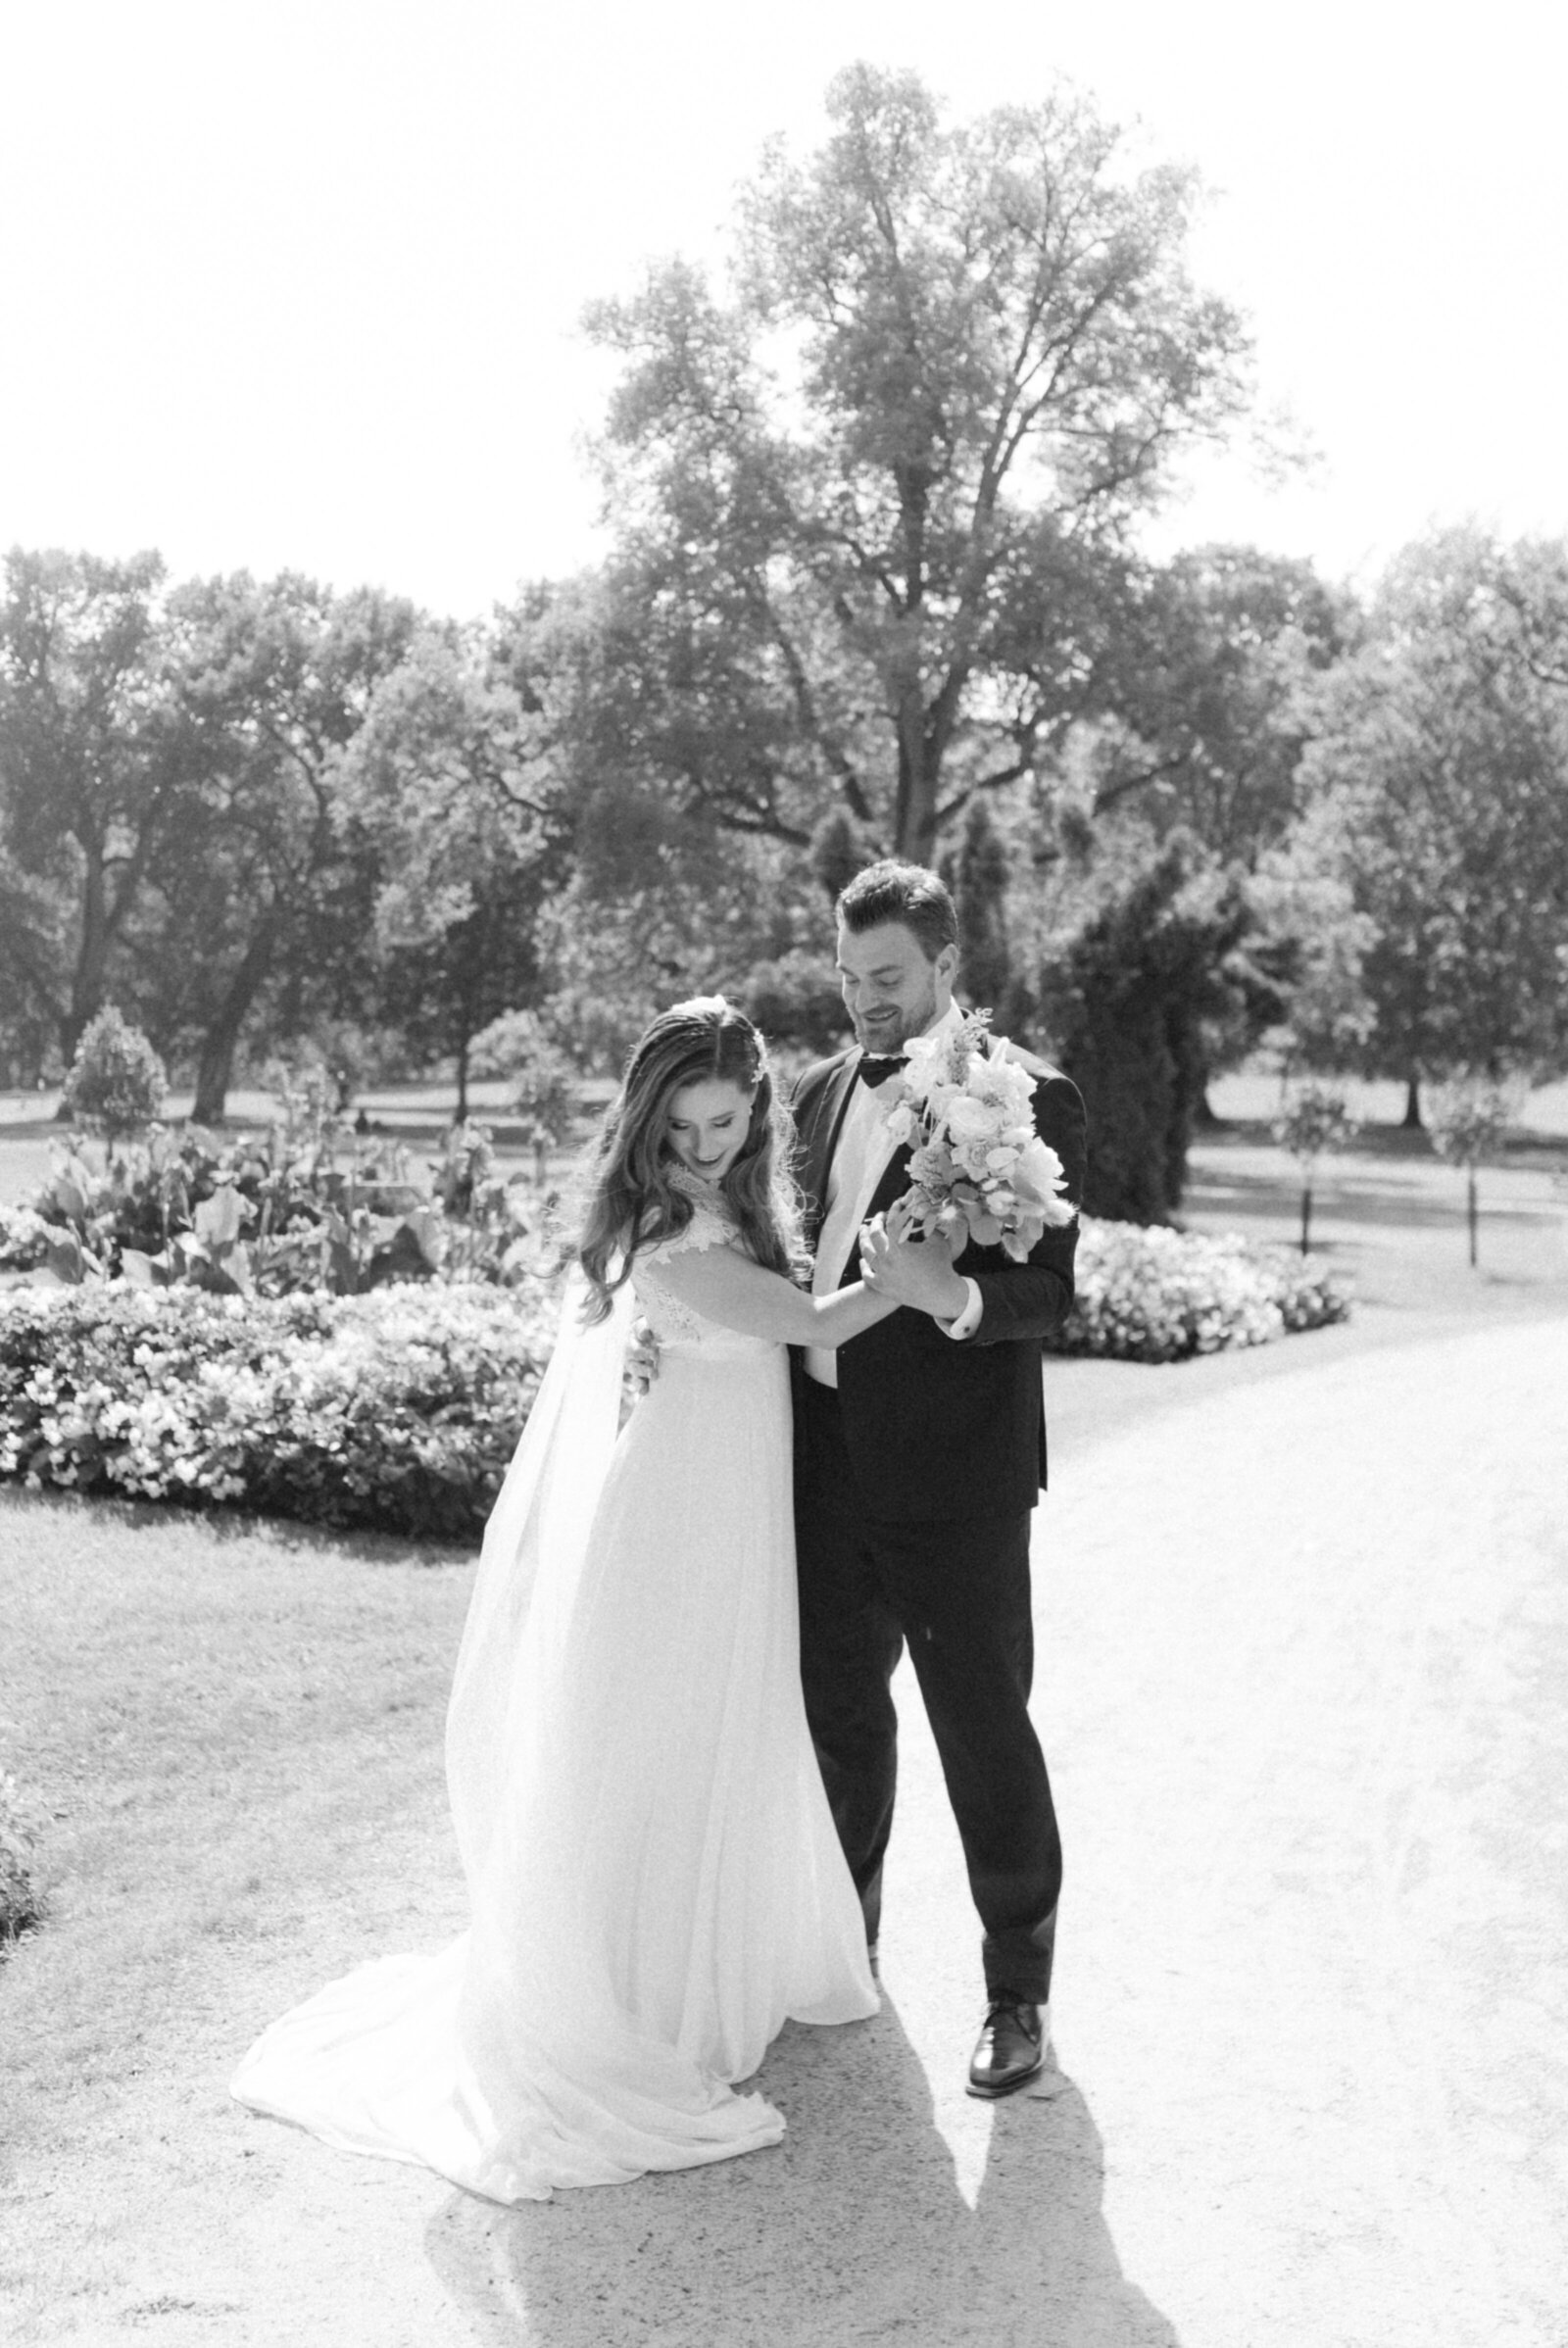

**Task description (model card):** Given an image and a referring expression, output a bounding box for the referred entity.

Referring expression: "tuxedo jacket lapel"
[836,1140,913,1285]
[865,1144,913,1218]
[802,1054,859,1232]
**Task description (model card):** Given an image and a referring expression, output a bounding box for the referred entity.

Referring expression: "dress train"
[231,1218,875,2202]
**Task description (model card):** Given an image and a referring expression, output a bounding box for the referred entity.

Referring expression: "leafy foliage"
[0,1219,1349,1536]
[739,950,849,1052]
[466,1011,581,1167]
[337,621,572,1119]
[1080,546,1348,862]
[1048,1218,1350,1362]
[0,549,184,1067]
[1425,1073,1521,1171]
[1,1111,538,1297]
[1039,846,1267,1221]
[156,571,424,1122]
[60,1006,167,1138]
[0,1284,559,1540]
[585,66,1252,862]
[1289,528,1568,1089]
[0,1772,43,1943]
[1271,1081,1360,1255]
[1424,1070,1525,1267]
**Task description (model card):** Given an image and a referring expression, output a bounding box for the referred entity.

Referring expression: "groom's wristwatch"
[938,1278,984,1341]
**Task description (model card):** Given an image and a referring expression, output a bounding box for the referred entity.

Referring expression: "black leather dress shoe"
[965,1997,1047,2098]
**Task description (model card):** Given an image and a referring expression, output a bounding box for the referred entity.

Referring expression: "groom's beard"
[851,988,940,1054]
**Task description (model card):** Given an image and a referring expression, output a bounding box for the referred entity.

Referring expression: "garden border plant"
[0,1113,540,1296]
[0,1220,1349,1537]
[0,1284,559,1541]
[0,1769,44,1945]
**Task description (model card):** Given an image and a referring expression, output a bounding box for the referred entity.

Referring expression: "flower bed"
[0,1219,1349,1535]
[0,1284,558,1541]
[1051,1218,1350,1363]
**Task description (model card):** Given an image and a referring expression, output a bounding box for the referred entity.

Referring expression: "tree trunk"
[61,841,113,1068]
[192,1028,240,1128]
[454,1033,470,1125]
[1401,1074,1423,1129]
[1467,1167,1478,1267]
[893,683,946,866]
[1299,1178,1312,1257]
[191,916,282,1124]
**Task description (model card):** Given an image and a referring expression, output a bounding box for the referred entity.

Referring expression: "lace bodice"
[632,1194,772,1358]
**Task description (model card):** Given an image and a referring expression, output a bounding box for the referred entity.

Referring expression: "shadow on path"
[424,1996,1176,2347]
[1185,1161,1558,1232]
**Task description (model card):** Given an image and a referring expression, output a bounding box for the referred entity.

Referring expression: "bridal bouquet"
[881,1012,1075,1262]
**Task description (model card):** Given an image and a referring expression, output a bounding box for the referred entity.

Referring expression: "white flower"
[945,1095,1000,1144]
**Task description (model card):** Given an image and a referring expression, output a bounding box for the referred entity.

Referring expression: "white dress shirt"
[805,1003,982,1387]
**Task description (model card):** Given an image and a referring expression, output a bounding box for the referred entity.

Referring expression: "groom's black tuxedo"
[791,1044,1087,1519]
[789,1034,1088,2003]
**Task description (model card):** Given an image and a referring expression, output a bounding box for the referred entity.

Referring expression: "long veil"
[446,1266,632,1898]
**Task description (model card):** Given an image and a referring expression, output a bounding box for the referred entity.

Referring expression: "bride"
[231,997,924,2204]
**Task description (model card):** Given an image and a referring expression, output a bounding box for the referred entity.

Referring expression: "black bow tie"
[858,1053,906,1090]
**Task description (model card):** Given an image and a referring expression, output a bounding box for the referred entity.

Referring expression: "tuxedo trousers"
[793,1374,1060,2003]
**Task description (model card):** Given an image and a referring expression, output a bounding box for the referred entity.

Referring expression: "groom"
[790,858,1087,2097]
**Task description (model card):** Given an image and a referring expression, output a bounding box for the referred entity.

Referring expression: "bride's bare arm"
[644,1244,897,1347]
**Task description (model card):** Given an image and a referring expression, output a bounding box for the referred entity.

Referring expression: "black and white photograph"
[2,2,1565,2342]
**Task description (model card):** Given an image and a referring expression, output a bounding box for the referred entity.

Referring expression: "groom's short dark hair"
[836,860,958,962]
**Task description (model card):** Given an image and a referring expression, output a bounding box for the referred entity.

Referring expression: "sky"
[4,0,1566,622]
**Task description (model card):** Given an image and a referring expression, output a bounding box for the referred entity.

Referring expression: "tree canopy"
[1288,529,1568,1093]
[584,65,1253,863]
[2,70,1562,1210]
[0,549,187,1063]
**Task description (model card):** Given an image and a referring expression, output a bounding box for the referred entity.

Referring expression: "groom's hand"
[626,1318,662,1396]
[860,1214,970,1320]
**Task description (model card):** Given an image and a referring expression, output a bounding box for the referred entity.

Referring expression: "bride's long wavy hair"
[576,997,805,1320]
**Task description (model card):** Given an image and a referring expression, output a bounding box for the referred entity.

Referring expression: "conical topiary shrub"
[60,1006,167,1141]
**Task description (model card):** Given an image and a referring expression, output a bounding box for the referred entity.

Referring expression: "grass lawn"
[1,1495,474,2342]
[0,1081,597,1215]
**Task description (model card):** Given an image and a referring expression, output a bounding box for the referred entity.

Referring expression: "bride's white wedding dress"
[230,1196,877,2203]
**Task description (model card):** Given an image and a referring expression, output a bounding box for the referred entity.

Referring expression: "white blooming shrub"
[0,1213,1350,1537]
[1051,1218,1350,1363]
[0,1283,559,1540]
[0,1205,53,1276]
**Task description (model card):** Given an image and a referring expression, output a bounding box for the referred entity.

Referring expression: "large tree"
[148,572,422,1121]
[583,65,1253,865]
[1072,544,1348,864]
[338,623,572,1120]
[0,549,191,1063]
[1289,529,1568,1110]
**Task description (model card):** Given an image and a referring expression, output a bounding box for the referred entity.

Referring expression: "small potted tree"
[1426,1072,1523,1268]
[1272,1080,1359,1256]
